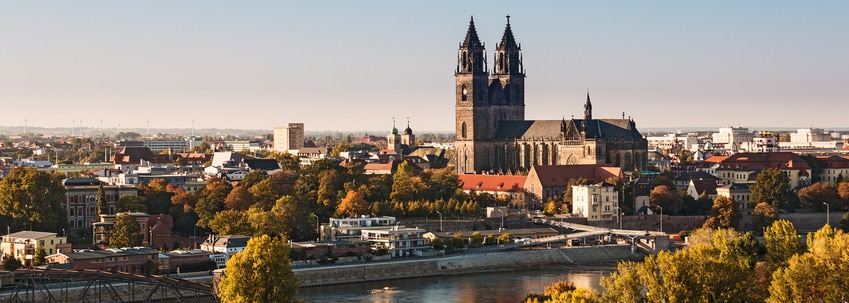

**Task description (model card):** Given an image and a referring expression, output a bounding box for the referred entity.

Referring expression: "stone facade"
[453,17,647,174]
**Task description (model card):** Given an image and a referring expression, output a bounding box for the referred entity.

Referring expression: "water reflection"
[298,265,612,303]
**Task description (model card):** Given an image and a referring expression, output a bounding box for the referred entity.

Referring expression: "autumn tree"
[249,170,297,210]
[195,176,233,228]
[798,182,840,210]
[217,235,299,303]
[0,167,67,232]
[751,168,798,210]
[839,182,849,206]
[336,190,369,218]
[649,185,684,214]
[240,170,267,189]
[138,178,173,214]
[209,210,253,236]
[224,186,253,211]
[702,195,741,230]
[110,213,142,248]
[423,168,460,202]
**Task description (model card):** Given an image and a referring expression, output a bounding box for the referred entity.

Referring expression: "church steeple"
[494,15,523,75]
[457,16,486,74]
[584,91,593,121]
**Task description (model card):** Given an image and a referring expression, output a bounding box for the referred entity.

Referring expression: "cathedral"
[454,16,648,174]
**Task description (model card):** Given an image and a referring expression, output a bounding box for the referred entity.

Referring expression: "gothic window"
[615,154,621,167]
[499,53,505,72]
[461,122,467,139]
[461,84,468,101]
[462,51,467,70]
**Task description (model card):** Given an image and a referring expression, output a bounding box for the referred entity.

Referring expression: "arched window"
[461,84,468,101]
[461,122,468,139]
[462,51,468,70]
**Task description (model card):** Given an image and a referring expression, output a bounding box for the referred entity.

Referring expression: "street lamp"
[436,211,443,231]
[823,202,830,226]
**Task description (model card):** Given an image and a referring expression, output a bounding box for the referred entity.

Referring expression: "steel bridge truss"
[2,269,216,303]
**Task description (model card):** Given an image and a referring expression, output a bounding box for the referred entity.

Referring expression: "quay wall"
[296,246,642,287]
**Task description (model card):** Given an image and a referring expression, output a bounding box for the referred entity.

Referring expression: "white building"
[200,235,250,262]
[711,127,752,146]
[571,181,619,222]
[360,226,428,258]
[1,231,70,266]
[324,216,397,241]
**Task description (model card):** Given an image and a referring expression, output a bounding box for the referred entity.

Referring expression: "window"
[461,84,468,101]
[461,122,468,139]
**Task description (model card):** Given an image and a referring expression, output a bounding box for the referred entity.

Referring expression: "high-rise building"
[273,123,304,152]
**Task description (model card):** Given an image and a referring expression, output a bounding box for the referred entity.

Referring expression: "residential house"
[92,212,151,247]
[323,216,397,242]
[525,164,622,208]
[716,183,753,212]
[571,181,620,222]
[200,235,250,262]
[1,231,71,266]
[360,226,428,258]
[713,152,811,188]
[47,247,158,274]
[687,179,718,200]
[62,178,138,230]
[457,174,528,208]
[813,156,849,184]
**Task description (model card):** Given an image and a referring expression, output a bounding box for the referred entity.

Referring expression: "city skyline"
[2,1,847,132]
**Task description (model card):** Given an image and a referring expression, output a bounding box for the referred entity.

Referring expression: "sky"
[2,1,847,133]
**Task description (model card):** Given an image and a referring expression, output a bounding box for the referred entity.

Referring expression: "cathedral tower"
[455,16,491,173]
[490,15,525,123]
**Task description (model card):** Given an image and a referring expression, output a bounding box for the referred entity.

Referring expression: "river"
[297,265,614,303]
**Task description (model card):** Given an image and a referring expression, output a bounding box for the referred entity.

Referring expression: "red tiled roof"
[530,165,622,187]
[457,174,526,192]
[716,152,811,171]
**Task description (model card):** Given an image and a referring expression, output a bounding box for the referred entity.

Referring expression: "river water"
[297,265,613,303]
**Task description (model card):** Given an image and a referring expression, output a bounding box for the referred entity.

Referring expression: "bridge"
[502,219,668,252]
[0,269,216,303]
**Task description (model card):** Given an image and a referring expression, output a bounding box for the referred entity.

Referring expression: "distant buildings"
[273,123,305,152]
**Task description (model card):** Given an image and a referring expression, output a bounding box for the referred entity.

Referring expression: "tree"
[270,151,301,172]
[336,190,369,218]
[839,182,849,206]
[841,211,849,232]
[329,143,348,157]
[650,185,684,214]
[217,235,299,303]
[767,226,849,303]
[764,219,801,273]
[138,178,173,214]
[195,176,233,228]
[240,170,267,189]
[110,213,142,248]
[116,194,147,213]
[97,183,108,215]
[390,161,426,203]
[703,195,741,230]
[209,210,253,236]
[33,247,47,267]
[499,232,514,244]
[249,170,297,210]
[797,182,840,210]
[423,168,460,202]
[752,202,778,234]
[224,186,253,211]
[1,254,23,271]
[470,231,484,247]
[0,167,67,232]
[751,168,798,210]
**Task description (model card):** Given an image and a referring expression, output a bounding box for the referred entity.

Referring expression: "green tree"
[195,176,233,228]
[752,202,778,234]
[767,226,849,303]
[271,151,301,172]
[423,168,460,202]
[470,231,484,247]
[209,210,253,236]
[329,143,348,157]
[1,254,23,271]
[33,247,47,266]
[116,194,147,213]
[751,168,798,210]
[241,170,267,189]
[138,178,173,214]
[109,213,142,248]
[0,167,67,232]
[764,219,801,273]
[97,183,108,215]
[217,235,299,303]
[390,161,426,203]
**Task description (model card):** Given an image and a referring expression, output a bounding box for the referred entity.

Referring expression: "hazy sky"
[2,1,847,133]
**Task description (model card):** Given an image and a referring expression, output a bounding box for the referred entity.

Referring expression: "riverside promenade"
[295,245,643,287]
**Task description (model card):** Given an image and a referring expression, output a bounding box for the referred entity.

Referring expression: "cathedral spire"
[494,15,523,75]
[584,90,593,121]
[457,16,486,74]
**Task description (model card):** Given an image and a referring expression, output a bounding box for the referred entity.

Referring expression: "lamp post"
[823,202,830,226]
[436,211,443,231]
[614,207,622,230]
[658,205,663,233]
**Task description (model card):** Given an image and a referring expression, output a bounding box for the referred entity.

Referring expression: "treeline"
[526,221,849,303]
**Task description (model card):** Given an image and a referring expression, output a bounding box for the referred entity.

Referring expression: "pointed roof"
[461,16,483,48]
[497,15,519,50]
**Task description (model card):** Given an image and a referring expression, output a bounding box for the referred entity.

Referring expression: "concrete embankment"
[296,245,642,287]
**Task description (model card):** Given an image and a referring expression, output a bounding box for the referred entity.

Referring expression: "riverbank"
[295,245,643,287]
